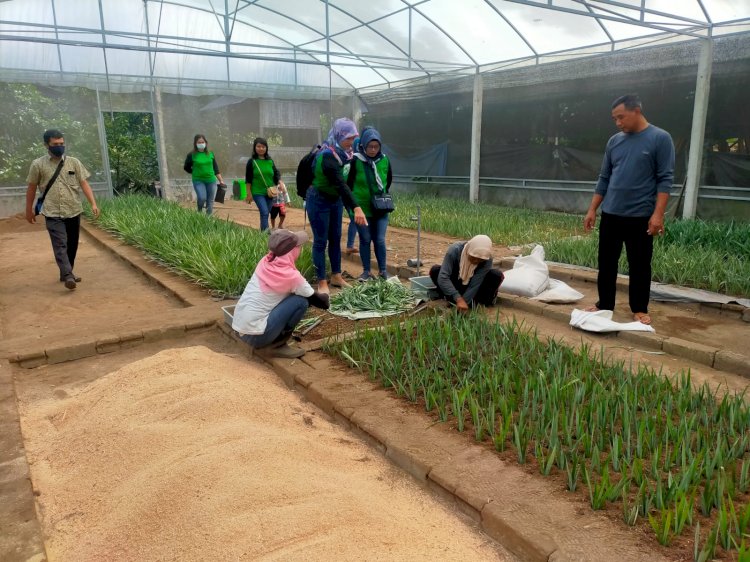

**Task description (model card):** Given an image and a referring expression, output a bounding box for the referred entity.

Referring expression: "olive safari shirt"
[26,155,90,219]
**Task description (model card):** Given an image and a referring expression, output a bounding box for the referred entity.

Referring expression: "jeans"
[596,212,653,314]
[356,214,388,274]
[238,295,308,349]
[193,180,217,215]
[346,218,357,249]
[306,188,343,281]
[45,214,80,280]
[252,194,274,231]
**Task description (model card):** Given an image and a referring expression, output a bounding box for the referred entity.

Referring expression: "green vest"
[250,158,275,196]
[191,151,216,182]
[351,155,390,217]
[312,151,350,198]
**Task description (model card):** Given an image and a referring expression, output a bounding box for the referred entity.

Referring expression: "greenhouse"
[2,2,750,561]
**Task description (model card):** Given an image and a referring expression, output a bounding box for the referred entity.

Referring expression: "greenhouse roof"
[1,0,749,94]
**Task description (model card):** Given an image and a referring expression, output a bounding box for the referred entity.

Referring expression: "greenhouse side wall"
[391,178,750,221]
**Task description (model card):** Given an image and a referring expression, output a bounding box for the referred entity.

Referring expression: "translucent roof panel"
[0,0,748,93]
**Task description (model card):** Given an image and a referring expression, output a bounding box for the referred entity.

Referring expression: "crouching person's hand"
[308,291,330,310]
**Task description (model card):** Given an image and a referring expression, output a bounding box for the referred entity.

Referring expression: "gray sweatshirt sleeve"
[436,243,462,300]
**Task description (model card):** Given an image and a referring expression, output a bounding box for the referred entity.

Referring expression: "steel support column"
[153,86,173,201]
[95,87,114,198]
[469,72,483,204]
[683,38,713,219]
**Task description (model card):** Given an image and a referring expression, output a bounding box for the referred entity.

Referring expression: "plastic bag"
[499,245,550,297]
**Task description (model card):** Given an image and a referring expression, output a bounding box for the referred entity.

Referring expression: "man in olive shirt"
[25,129,100,290]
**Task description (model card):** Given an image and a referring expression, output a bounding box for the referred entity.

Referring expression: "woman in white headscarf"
[429,235,504,312]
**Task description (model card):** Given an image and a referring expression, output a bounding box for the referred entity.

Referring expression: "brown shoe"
[64,276,77,290]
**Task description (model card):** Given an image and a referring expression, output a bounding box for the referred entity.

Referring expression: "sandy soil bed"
[18,346,512,561]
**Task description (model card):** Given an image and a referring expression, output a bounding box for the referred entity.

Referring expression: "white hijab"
[459,235,493,285]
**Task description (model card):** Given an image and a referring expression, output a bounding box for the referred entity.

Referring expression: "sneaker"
[270,344,305,359]
[357,272,372,283]
[378,271,388,280]
[64,276,77,290]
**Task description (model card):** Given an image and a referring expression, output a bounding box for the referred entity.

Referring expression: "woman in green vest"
[245,137,282,232]
[346,127,393,281]
[307,118,367,293]
[183,134,224,215]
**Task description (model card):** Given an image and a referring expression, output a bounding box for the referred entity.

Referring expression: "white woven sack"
[499,244,550,298]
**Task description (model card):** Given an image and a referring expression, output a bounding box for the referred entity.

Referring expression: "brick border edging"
[7,317,217,369]
[214,321,556,561]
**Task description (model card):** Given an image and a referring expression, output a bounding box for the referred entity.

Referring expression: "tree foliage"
[0,83,101,185]
[103,112,159,194]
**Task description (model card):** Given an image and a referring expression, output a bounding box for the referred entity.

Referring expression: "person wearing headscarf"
[245,137,282,232]
[429,235,505,312]
[346,126,393,281]
[306,117,367,293]
[232,229,329,358]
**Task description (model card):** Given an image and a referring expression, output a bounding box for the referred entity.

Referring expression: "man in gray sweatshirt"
[583,94,675,325]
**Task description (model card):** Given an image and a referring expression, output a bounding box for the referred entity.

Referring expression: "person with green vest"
[245,137,282,232]
[346,127,393,281]
[306,118,367,294]
[183,134,224,215]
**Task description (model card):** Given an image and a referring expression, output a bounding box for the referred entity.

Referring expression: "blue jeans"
[306,188,343,281]
[193,180,216,215]
[252,194,274,231]
[356,214,388,274]
[346,218,357,249]
[238,295,308,349]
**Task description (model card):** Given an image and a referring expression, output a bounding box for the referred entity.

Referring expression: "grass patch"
[86,194,313,296]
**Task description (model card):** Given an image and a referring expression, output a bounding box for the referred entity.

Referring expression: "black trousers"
[429,264,504,306]
[44,215,81,280]
[596,212,653,314]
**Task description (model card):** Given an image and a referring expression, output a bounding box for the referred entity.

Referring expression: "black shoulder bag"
[365,158,394,214]
[34,158,66,216]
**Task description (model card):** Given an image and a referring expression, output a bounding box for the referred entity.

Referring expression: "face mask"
[196,143,206,151]
[49,145,65,157]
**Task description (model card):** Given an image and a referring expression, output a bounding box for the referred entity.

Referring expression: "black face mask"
[49,145,65,158]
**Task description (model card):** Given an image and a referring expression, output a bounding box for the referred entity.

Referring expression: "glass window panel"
[102,1,146,34]
[328,0,406,23]
[0,40,59,71]
[104,49,151,77]
[407,9,473,66]
[1,0,54,26]
[53,0,100,28]
[369,10,411,54]
[332,28,408,61]
[497,1,611,55]
[153,52,228,81]
[59,45,105,74]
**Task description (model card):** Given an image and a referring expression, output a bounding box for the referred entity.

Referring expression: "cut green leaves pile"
[85,194,313,295]
[326,312,750,557]
[329,280,416,316]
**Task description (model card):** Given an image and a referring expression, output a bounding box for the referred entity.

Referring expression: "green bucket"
[232,179,247,200]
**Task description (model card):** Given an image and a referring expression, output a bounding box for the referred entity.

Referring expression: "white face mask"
[196,143,206,151]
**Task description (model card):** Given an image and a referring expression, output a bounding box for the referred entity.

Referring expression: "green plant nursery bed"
[326,312,750,560]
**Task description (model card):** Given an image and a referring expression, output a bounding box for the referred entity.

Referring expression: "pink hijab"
[254,246,306,294]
